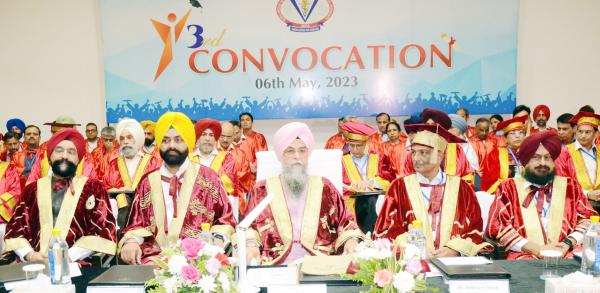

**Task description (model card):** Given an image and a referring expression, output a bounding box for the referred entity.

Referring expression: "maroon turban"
[517,131,562,166]
[421,108,452,130]
[47,128,86,162]
[533,104,550,119]
[194,119,222,141]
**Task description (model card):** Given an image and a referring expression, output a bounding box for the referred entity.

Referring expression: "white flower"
[393,271,416,293]
[168,255,189,275]
[163,276,180,293]
[218,272,231,292]
[403,243,420,260]
[202,243,225,257]
[198,275,217,292]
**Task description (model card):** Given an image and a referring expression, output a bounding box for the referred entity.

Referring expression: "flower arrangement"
[145,238,238,293]
[343,236,438,293]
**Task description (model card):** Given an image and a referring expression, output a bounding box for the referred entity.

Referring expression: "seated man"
[102,119,161,228]
[244,122,363,265]
[119,112,237,265]
[374,124,490,257]
[3,129,117,263]
[486,132,597,259]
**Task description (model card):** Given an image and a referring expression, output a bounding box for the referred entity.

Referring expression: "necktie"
[53,177,74,194]
[522,184,552,216]
[419,182,445,245]
[161,174,184,218]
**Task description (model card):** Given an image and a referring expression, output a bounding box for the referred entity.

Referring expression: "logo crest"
[276,0,334,32]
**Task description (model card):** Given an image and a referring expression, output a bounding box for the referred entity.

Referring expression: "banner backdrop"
[100,0,518,123]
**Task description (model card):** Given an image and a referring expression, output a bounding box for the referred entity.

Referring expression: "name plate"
[267,284,327,293]
[449,279,509,293]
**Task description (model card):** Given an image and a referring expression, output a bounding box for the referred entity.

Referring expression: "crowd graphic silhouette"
[106,90,516,122]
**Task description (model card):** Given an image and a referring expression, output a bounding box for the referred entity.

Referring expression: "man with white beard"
[102,119,161,227]
[242,122,364,265]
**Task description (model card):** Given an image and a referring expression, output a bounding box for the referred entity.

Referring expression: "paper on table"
[4,263,81,291]
[247,266,298,287]
[87,287,145,293]
[268,284,327,293]
[300,255,353,275]
[448,279,509,293]
[437,256,492,266]
[426,262,443,278]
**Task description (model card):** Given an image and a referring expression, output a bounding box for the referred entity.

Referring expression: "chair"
[256,149,343,193]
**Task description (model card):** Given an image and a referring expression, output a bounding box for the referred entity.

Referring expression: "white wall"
[1,0,599,146]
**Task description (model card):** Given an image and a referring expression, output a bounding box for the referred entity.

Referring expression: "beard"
[199,143,214,155]
[524,165,555,186]
[282,163,308,196]
[51,159,77,178]
[160,148,188,167]
[536,119,547,127]
[120,145,136,158]
[144,137,154,147]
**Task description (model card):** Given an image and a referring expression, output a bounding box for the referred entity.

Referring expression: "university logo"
[276,0,334,32]
[150,9,194,81]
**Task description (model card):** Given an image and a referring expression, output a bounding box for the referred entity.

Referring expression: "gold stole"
[515,176,567,245]
[210,151,234,194]
[0,162,15,221]
[36,176,87,254]
[445,143,458,175]
[341,154,379,215]
[117,154,152,190]
[265,176,324,264]
[147,162,200,250]
[487,147,509,193]
[567,143,600,192]
[403,174,460,251]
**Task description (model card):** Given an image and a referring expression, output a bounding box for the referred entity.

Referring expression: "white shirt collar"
[575,140,596,152]
[416,169,446,185]
[160,157,190,178]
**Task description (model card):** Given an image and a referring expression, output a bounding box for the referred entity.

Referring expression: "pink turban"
[273,122,314,159]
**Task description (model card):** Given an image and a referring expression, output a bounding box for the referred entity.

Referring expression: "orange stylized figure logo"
[150,9,191,81]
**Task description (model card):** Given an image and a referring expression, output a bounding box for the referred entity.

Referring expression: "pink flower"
[374,269,393,287]
[406,259,422,274]
[205,257,222,275]
[181,264,200,282]
[181,238,205,260]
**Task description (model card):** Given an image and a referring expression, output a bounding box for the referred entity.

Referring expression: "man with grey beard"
[243,122,364,265]
[102,119,161,228]
[487,131,597,259]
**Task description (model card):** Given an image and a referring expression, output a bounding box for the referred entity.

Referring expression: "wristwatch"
[562,237,574,252]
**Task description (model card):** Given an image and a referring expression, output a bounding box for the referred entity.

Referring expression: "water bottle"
[581,215,600,275]
[407,220,427,260]
[200,223,213,244]
[48,229,71,285]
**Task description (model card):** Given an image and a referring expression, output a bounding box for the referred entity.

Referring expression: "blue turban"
[449,114,468,133]
[6,118,25,133]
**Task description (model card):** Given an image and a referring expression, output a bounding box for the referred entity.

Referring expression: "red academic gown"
[374,174,490,256]
[324,132,346,150]
[530,127,558,135]
[102,154,161,209]
[120,162,237,262]
[91,145,119,180]
[3,176,117,260]
[238,131,268,192]
[381,139,408,178]
[469,137,497,175]
[0,162,22,223]
[480,146,519,193]
[401,143,475,186]
[246,176,364,265]
[485,177,597,259]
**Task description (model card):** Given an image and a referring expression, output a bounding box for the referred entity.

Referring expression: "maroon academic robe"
[120,162,237,262]
[245,176,364,265]
[3,176,117,259]
[485,177,597,259]
[374,174,490,256]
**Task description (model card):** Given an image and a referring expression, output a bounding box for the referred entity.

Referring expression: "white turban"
[116,118,145,152]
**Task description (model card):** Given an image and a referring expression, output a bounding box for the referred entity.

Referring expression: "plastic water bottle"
[48,228,71,284]
[408,220,427,260]
[200,223,213,244]
[582,216,600,275]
